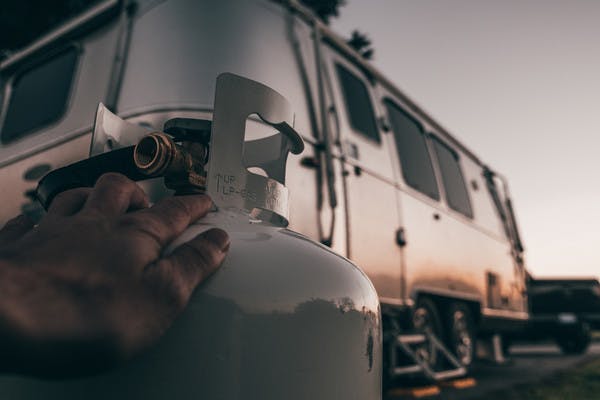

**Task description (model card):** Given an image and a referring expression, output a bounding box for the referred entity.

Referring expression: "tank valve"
[134,132,207,193]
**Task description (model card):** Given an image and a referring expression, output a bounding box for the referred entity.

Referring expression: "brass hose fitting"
[134,132,206,192]
[134,133,188,176]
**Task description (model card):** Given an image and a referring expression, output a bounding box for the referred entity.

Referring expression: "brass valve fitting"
[134,132,207,193]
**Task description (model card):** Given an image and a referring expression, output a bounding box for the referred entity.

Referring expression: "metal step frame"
[390,331,467,382]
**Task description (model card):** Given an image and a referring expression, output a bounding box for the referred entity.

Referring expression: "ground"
[385,342,600,399]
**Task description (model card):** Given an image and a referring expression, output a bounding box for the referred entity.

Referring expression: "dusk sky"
[332,0,600,278]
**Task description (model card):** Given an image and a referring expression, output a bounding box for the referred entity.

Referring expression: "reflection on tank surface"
[0,280,381,400]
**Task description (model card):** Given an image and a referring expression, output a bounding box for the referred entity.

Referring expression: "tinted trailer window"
[384,99,439,200]
[432,137,473,218]
[1,47,78,143]
[335,63,380,143]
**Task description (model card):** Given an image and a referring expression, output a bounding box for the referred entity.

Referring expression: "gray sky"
[332,0,600,278]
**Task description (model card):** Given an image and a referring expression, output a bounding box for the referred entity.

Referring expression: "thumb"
[147,228,230,309]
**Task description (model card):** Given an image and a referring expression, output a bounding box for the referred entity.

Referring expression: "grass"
[482,358,600,400]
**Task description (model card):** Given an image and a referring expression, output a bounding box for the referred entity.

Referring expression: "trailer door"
[322,49,404,303]
[378,93,467,303]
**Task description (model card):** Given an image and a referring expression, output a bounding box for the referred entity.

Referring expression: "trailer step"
[393,365,423,375]
[388,331,467,382]
[431,367,467,381]
[397,334,427,345]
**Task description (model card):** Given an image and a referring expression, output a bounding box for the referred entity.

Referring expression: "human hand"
[0,173,229,378]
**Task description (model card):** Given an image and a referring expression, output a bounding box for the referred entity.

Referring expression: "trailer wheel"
[382,315,400,390]
[412,298,443,368]
[446,302,476,368]
[502,336,512,356]
[556,322,591,355]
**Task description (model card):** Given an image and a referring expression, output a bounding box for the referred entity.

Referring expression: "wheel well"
[380,295,482,332]
[415,294,482,327]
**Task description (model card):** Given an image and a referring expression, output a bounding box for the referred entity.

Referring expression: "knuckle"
[187,239,221,269]
[50,187,90,205]
[147,212,179,238]
[117,213,144,229]
[120,215,164,247]
[163,195,211,219]
[193,195,213,213]
[162,197,193,219]
[50,191,72,207]
[96,172,130,187]
[161,208,183,230]
[51,190,71,204]
[167,277,189,311]
[147,198,191,230]
[146,263,189,311]
[191,194,212,209]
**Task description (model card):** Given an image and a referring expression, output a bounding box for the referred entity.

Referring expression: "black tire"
[556,322,591,355]
[412,298,444,368]
[502,335,512,356]
[382,315,399,391]
[445,302,476,369]
[382,340,393,391]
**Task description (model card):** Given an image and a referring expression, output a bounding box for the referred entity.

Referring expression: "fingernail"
[202,228,230,252]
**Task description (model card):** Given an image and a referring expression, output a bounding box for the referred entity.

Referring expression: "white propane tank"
[0,74,382,399]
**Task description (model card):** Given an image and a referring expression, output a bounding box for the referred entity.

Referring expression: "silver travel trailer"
[0,0,527,387]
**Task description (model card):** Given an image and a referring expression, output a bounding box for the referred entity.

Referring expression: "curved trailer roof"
[1,0,497,175]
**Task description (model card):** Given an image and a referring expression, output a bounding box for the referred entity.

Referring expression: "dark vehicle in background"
[506,277,600,354]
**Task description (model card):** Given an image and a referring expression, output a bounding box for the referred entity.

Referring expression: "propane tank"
[0,73,381,399]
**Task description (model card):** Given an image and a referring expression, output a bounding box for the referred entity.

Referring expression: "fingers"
[47,188,91,217]
[82,173,149,217]
[146,228,230,309]
[0,215,34,243]
[126,195,213,248]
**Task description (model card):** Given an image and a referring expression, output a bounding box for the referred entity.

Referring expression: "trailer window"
[1,47,78,144]
[335,64,380,143]
[384,99,439,200]
[432,137,473,218]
